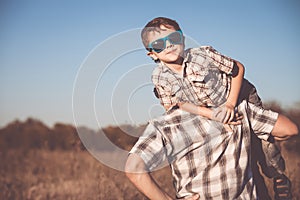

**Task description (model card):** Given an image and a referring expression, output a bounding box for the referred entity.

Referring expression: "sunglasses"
[148,30,183,53]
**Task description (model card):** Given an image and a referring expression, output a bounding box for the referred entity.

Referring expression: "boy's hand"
[176,194,200,200]
[228,113,243,125]
[223,102,235,123]
[212,104,242,124]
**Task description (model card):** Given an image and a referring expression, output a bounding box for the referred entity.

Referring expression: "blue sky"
[1,0,300,129]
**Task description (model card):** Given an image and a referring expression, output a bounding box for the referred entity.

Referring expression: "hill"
[0,118,146,152]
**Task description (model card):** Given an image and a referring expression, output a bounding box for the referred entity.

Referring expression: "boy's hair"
[141,17,181,51]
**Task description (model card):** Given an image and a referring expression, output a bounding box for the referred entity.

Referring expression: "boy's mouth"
[165,47,178,54]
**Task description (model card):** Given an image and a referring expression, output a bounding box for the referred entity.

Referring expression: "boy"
[142,17,291,199]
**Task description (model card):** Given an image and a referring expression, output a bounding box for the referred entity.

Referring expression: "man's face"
[147,26,185,64]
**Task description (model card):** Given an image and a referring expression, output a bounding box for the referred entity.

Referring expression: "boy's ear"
[147,51,158,61]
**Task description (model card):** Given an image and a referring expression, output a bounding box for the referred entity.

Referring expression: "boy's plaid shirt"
[152,46,235,108]
[129,101,278,199]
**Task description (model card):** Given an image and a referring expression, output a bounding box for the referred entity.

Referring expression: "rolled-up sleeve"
[129,122,167,171]
[152,68,178,107]
[204,46,234,74]
[247,102,279,141]
[154,85,178,107]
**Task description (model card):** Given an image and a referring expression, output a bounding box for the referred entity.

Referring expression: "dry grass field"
[0,149,175,200]
[0,103,299,199]
[0,117,174,199]
[0,143,299,200]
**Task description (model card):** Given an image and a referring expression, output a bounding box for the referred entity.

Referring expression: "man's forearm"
[126,172,172,200]
[125,154,172,200]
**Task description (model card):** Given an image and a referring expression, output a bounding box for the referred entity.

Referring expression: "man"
[125,100,298,199]
[144,17,291,195]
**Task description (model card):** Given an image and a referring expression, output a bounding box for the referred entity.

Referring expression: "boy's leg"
[261,138,285,176]
[241,80,297,199]
[240,80,286,176]
[251,133,272,200]
[268,114,297,200]
[251,132,292,200]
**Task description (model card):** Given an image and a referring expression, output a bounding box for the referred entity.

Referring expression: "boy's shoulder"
[151,63,173,85]
[152,62,166,75]
[185,46,214,55]
[184,46,214,63]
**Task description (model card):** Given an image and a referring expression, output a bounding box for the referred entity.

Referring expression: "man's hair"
[141,17,181,50]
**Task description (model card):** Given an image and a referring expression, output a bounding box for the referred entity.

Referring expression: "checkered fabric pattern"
[130,101,278,199]
[151,46,235,107]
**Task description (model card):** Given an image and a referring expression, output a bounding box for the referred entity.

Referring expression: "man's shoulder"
[151,108,198,127]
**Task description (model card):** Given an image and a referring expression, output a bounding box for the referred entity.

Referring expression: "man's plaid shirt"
[152,46,235,108]
[129,101,278,199]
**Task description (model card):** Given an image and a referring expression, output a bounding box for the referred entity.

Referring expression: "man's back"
[130,100,278,199]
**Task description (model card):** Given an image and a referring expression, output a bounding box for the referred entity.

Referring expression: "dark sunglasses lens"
[169,32,182,44]
[151,39,165,53]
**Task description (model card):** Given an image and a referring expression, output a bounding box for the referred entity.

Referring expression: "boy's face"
[147,26,184,65]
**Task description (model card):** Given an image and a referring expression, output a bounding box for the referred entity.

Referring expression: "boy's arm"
[177,102,212,119]
[153,83,213,119]
[224,61,244,123]
[156,90,242,124]
[205,46,244,123]
[178,102,242,125]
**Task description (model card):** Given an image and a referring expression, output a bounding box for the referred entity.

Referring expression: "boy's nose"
[165,40,173,48]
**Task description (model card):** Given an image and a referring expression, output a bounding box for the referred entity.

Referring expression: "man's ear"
[147,51,158,61]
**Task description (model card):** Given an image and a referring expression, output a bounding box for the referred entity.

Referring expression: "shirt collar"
[183,48,193,63]
[158,48,192,73]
